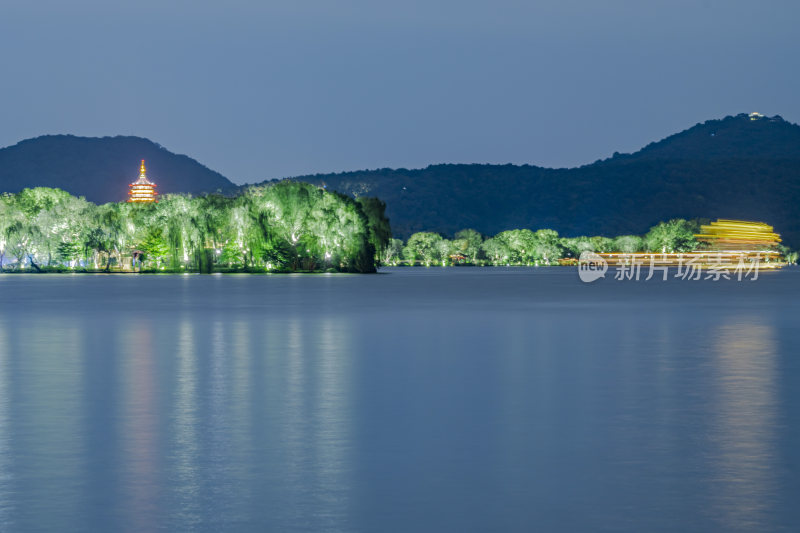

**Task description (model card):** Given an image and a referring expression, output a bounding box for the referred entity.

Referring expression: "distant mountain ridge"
[2,114,800,247]
[0,135,235,203]
[276,113,800,246]
[620,113,799,161]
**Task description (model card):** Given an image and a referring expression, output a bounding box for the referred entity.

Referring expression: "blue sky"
[1,0,797,183]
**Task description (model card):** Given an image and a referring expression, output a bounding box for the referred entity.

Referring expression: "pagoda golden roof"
[127,159,158,203]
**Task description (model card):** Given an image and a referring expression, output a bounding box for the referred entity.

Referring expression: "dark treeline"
[0,182,390,273]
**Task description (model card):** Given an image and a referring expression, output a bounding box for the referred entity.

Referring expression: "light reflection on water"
[313,318,353,527]
[0,320,10,529]
[709,319,778,530]
[0,269,797,532]
[172,318,200,529]
[120,320,160,532]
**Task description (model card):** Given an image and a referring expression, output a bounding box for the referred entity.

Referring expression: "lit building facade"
[695,219,781,251]
[128,160,158,203]
[595,219,786,269]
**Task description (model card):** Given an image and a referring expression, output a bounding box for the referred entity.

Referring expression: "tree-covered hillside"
[279,114,800,246]
[3,114,799,247]
[0,135,236,203]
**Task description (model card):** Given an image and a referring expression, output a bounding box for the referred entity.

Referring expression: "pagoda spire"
[128,159,158,203]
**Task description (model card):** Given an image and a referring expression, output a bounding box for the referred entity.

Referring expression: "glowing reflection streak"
[0,321,10,528]
[209,320,228,438]
[284,318,307,510]
[709,321,778,529]
[120,321,159,532]
[172,319,200,528]
[231,321,252,459]
[314,318,353,522]
[204,319,233,513]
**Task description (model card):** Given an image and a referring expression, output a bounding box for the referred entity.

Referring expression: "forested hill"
[276,113,800,246]
[3,114,800,247]
[0,135,235,203]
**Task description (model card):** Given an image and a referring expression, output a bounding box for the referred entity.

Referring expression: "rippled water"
[0,268,798,532]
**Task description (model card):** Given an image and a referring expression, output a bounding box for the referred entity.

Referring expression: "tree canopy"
[383,220,718,266]
[0,183,385,273]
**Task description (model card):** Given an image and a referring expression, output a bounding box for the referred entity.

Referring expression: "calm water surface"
[0,268,799,532]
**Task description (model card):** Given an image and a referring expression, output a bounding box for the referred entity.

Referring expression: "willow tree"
[0,184,380,273]
[357,197,392,259]
[245,182,375,272]
[1,187,92,268]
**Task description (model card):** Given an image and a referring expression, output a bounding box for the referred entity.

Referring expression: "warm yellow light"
[127,159,158,203]
[695,219,781,250]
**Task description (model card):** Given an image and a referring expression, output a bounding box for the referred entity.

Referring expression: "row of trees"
[3,187,792,272]
[0,183,389,273]
[385,219,770,266]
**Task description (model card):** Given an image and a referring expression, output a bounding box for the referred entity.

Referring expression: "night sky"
[1,0,796,183]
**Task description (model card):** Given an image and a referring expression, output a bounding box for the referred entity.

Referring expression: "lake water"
[0,267,798,532]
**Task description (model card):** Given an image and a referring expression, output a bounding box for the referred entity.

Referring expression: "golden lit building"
[597,219,786,269]
[127,159,158,203]
[695,219,781,251]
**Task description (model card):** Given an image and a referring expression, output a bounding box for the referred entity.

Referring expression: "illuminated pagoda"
[127,159,158,203]
[695,219,781,251]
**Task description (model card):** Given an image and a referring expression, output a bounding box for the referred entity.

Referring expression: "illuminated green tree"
[404,232,444,266]
[140,228,170,268]
[644,219,699,253]
[613,235,643,253]
[57,240,82,267]
[481,237,510,265]
[533,229,564,264]
[453,229,483,263]
[381,238,404,265]
[589,236,614,253]
[494,230,536,263]
[561,237,594,257]
[219,240,245,267]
